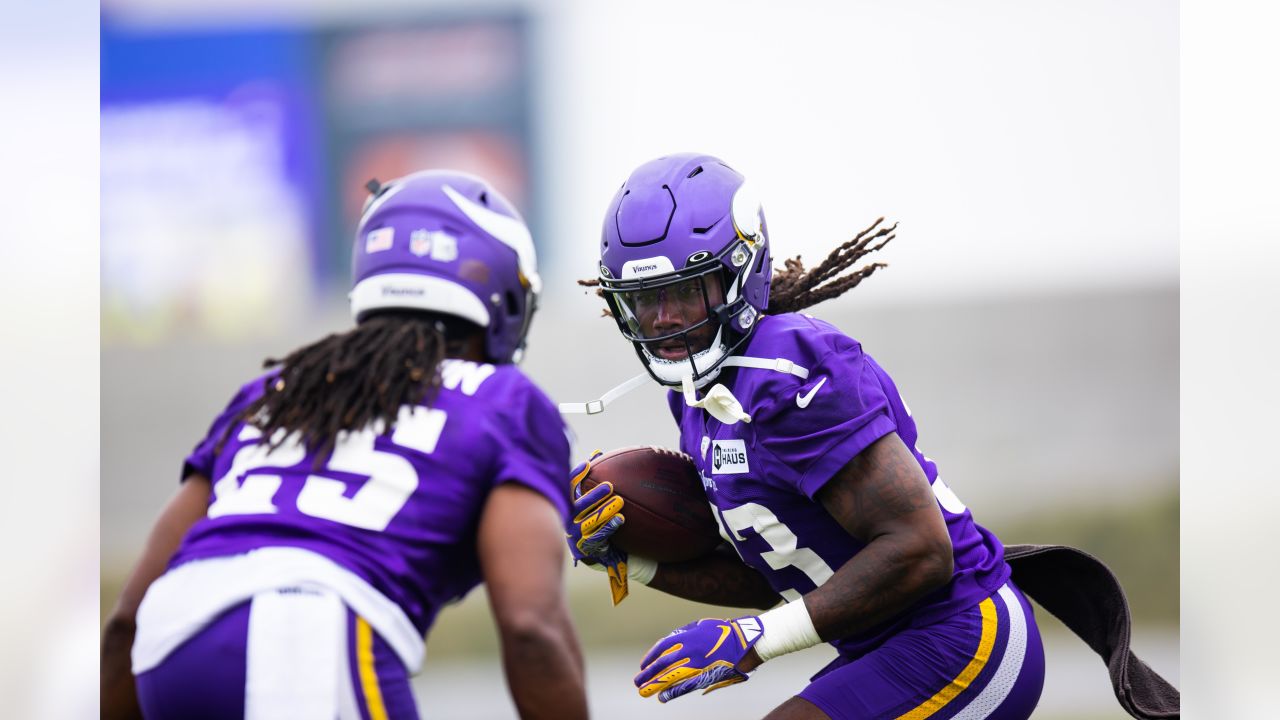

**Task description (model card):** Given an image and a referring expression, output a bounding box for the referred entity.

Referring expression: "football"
[579,446,722,563]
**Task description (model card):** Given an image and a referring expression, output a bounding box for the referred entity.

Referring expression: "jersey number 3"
[206,407,447,531]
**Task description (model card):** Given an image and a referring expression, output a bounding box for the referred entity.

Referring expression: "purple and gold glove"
[634,615,763,702]
[567,452,632,604]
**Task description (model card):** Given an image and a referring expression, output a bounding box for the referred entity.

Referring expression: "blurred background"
[92,0,1183,717]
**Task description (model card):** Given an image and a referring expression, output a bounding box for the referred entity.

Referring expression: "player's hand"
[567,451,624,562]
[634,615,764,702]
[567,451,632,604]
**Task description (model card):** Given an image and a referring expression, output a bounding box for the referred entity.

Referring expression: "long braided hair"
[766,216,896,313]
[582,216,897,315]
[223,310,472,460]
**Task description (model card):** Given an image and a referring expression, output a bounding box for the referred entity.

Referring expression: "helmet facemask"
[602,238,763,388]
[598,153,772,388]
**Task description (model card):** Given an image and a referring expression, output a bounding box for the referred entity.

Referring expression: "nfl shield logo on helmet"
[409,229,457,261]
[409,229,432,257]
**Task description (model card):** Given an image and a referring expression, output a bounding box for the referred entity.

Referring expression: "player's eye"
[632,289,660,308]
[676,283,702,302]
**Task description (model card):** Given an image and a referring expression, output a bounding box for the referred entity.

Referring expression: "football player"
[101,171,588,720]
[568,153,1045,719]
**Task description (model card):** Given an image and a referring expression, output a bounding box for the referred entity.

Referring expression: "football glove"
[634,615,763,702]
[567,452,631,605]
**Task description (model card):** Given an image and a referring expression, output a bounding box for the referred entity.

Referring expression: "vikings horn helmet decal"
[350,170,540,363]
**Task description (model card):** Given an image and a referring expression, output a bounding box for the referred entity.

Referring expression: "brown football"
[579,446,722,563]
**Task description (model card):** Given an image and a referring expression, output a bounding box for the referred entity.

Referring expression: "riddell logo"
[382,287,425,296]
[711,439,749,474]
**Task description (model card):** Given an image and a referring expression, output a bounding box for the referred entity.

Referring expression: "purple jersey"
[170,359,571,637]
[668,313,1009,659]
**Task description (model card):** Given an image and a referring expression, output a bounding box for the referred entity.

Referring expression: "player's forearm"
[499,614,588,720]
[648,546,782,610]
[804,531,952,641]
[805,433,955,641]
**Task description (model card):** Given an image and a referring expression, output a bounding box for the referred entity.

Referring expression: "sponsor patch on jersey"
[711,439,749,474]
[365,227,394,253]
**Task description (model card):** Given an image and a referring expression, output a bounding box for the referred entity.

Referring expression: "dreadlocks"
[227,311,457,461]
[580,216,897,315]
[767,217,895,313]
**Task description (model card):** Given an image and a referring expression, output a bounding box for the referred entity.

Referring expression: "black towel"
[1004,544,1180,719]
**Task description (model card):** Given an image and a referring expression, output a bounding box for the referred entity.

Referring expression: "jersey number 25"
[206,407,447,531]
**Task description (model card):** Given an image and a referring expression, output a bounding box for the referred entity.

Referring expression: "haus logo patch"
[711,439,749,474]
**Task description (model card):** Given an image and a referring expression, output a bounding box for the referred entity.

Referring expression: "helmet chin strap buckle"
[558,372,652,415]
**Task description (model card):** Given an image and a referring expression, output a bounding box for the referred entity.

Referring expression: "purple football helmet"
[350,170,541,363]
[599,153,771,387]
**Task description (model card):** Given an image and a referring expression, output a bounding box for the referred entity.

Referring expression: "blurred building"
[101,10,536,343]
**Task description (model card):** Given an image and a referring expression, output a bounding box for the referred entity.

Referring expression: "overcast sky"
[543,0,1177,302]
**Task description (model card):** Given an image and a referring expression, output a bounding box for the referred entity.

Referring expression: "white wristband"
[626,554,658,585]
[753,598,821,662]
[581,554,657,585]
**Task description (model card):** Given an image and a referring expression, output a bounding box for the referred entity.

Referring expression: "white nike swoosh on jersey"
[795,376,828,408]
